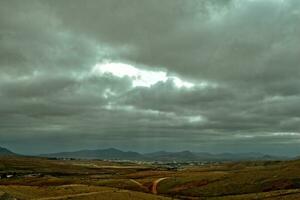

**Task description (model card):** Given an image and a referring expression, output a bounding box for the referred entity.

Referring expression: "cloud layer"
[1,0,300,155]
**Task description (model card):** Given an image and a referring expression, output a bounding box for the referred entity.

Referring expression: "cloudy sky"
[1,0,300,155]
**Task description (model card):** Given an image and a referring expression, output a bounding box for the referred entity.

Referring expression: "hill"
[0,147,17,156]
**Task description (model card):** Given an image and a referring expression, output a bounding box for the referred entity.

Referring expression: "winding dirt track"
[130,179,149,191]
[33,178,169,199]
[152,177,169,194]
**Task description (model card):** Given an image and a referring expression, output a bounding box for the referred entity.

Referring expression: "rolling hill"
[0,147,17,156]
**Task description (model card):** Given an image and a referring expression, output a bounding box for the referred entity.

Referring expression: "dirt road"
[130,179,149,191]
[152,177,169,194]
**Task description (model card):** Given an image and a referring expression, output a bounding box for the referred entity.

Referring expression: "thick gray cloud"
[1,0,300,156]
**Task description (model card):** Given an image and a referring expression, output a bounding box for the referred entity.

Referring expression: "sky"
[1,0,300,156]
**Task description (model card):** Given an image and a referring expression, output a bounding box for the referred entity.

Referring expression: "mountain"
[144,151,170,157]
[145,150,198,161]
[41,148,286,162]
[41,148,144,160]
[0,146,17,156]
[200,152,283,161]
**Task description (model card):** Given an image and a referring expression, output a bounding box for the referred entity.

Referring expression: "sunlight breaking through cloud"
[92,62,195,88]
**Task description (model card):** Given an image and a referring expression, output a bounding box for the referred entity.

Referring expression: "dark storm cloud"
[1,0,300,155]
[47,0,300,81]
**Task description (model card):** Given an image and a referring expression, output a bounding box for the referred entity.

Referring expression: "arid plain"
[1,156,300,200]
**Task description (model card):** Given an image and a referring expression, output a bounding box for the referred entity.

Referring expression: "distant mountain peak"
[0,146,16,156]
[179,150,193,154]
[102,147,123,152]
[104,147,118,150]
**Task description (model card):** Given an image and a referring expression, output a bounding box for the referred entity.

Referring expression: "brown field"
[1,156,300,199]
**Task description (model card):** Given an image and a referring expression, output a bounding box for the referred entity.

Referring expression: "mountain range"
[40,148,288,162]
[0,146,290,162]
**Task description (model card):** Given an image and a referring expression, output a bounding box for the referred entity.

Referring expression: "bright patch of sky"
[186,116,203,123]
[272,132,300,136]
[92,62,195,88]
[238,132,300,138]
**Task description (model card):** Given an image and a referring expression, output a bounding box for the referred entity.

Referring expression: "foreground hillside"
[1,156,300,199]
[0,185,171,200]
